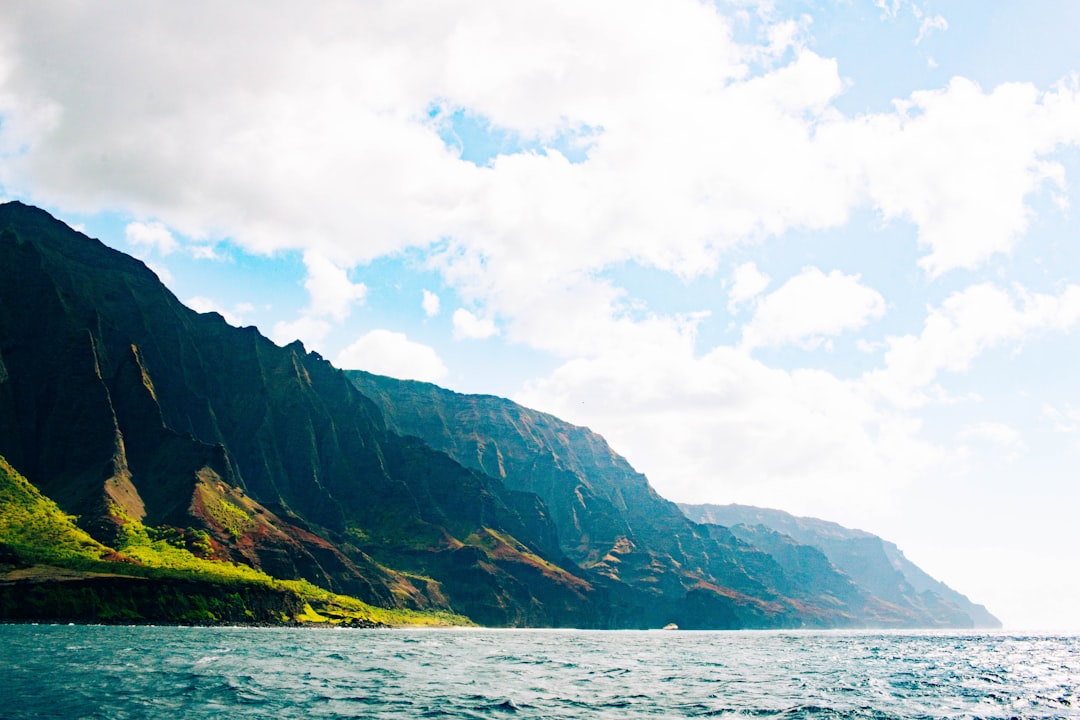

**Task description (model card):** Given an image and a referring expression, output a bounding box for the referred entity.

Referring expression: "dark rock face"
[680,503,1001,628]
[344,370,994,628]
[348,371,787,627]
[0,202,997,628]
[0,202,594,626]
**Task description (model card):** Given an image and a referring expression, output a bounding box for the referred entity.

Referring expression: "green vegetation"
[466,527,589,589]
[278,578,472,627]
[195,485,255,538]
[147,525,214,556]
[114,518,272,585]
[0,456,470,626]
[0,456,113,567]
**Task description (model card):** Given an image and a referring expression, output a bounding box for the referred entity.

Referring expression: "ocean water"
[1,626,1077,719]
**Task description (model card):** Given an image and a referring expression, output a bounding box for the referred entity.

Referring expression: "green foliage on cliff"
[0,455,468,626]
[112,512,272,585]
[284,580,472,627]
[0,455,112,567]
[198,493,255,538]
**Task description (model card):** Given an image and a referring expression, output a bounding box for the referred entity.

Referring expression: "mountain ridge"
[346,370,999,628]
[679,503,999,628]
[0,201,595,626]
[0,201,998,628]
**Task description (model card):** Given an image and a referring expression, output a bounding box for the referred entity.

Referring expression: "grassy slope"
[0,455,469,626]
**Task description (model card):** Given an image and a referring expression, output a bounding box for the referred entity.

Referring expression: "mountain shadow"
[0,201,997,628]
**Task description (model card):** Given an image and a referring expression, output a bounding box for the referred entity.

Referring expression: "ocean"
[1,625,1077,719]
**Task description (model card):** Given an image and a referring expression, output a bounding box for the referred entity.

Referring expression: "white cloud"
[1044,403,1080,444]
[873,0,903,19]
[741,267,886,350]
[190,244,224,261]
[956,422,1024,464]
[514,278,1080,521]
[915,15,948,45]
[452,308,498,340]
[0,2,849,297]
[848,78,1080,277]
[271,315,331,350]
[187,296,241,326]
[335,329,448,382]
[957,421,1022,446]
[269,253,367,352]
[185,296,254,327]
[867,282,1080,407]
[125,219,226,262]
[727,262,770,312]
[517,343,940,515]
[0,1,1075,311]
[125,221,177,256]
[0,4,1075,444]
[302,252,367,322]
[422,289,441,317]
[873,0,945,40]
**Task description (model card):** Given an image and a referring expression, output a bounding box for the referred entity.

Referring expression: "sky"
[0,0,1078,631]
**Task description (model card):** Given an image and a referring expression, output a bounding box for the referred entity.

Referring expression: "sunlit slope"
[0,202,589,627]
[0,453,467,625]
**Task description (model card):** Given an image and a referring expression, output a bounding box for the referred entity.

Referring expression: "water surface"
[2,626,1077,718]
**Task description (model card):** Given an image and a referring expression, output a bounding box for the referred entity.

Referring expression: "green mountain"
[0,202,589,626]
[346,371,998,628]
[0,452,465,626]
[0,452,297,624]
[0,201,997,627]
[679,503,1000,628]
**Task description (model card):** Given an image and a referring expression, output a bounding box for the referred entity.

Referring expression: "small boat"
[661,623,678,631]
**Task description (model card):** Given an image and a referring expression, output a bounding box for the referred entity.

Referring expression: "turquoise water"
[1,626,1077,718]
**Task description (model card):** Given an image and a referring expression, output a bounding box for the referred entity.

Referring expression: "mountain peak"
[0,204,999,628]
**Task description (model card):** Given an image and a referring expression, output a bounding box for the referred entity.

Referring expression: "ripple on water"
[2,627,1079,719]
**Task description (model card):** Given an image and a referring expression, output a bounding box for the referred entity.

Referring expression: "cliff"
[680,503,1000,628]
[0,201,997,628]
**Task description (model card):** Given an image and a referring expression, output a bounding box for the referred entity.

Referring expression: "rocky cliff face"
[0,201,997,628]
[0,202,595,626]
[345,370,994,628]
[679,503,1001,628]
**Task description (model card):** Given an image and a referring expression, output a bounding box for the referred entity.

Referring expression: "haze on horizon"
[0,1,1078,631]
